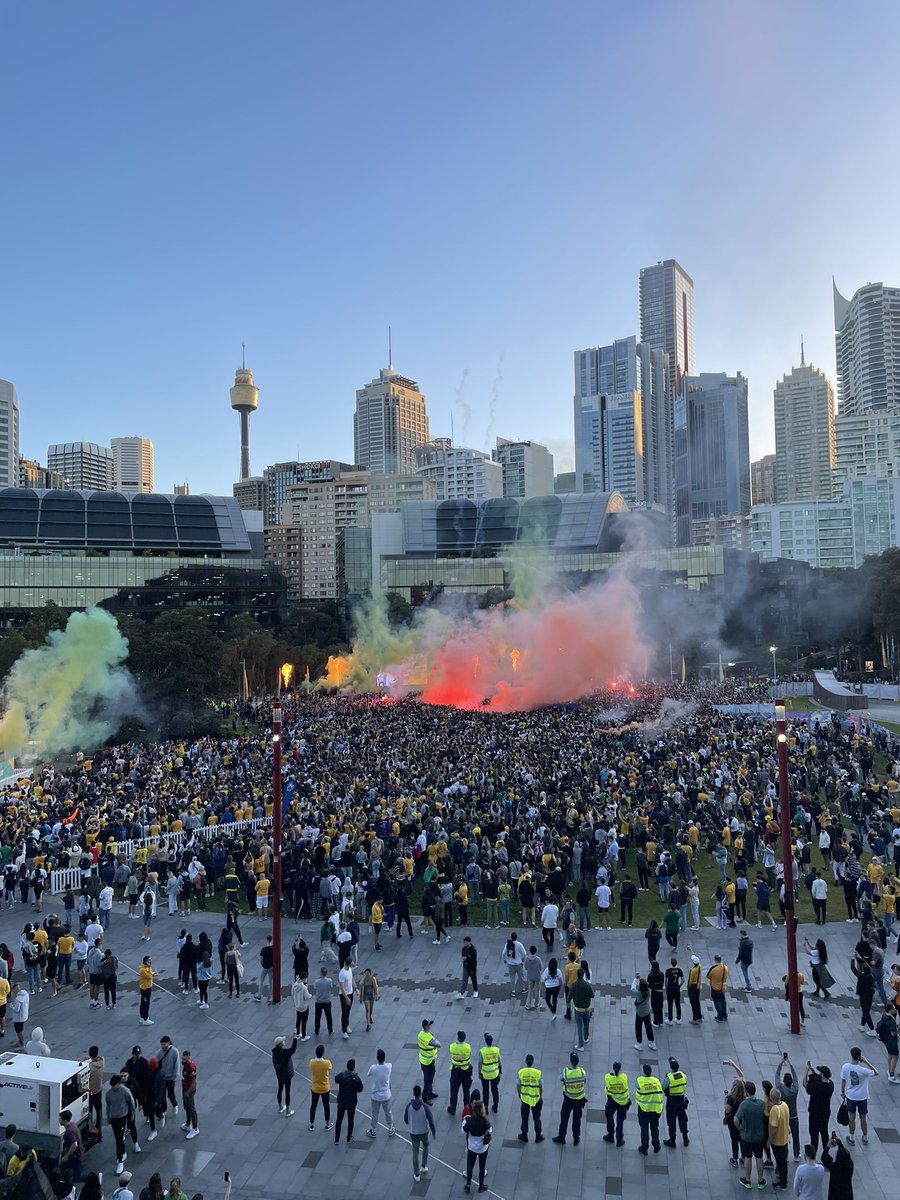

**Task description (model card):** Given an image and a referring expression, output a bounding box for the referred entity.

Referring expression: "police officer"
[602,1060,631,1147]
[552,1052,587,1146]
[417,1018,441,1103]
[448,1029,473,1116]
[516,1054,543,1143]
[478,1033,501,1114]
[662,1055,689,1148]
[635,1062,663,1155]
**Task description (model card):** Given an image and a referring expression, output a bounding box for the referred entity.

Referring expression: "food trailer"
[0,1053,90,1159]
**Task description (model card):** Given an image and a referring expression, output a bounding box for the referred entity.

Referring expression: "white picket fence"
[49,816,274,895]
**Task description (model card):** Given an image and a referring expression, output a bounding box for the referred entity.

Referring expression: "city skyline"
[3,2,900,492]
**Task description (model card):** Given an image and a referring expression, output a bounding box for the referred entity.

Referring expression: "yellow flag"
[242,663,250,701]
[681,655,686,684]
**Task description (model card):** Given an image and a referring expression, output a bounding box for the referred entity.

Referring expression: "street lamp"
[769,645,777,694]
[271,704,283,1004]
[775,704,801,1035]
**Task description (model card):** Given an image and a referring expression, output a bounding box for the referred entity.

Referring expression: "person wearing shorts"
[736,1081,766,1189]
[840,1047,878,1146]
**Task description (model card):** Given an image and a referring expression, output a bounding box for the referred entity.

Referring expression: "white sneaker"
[421,1165,429,1175]
[186,1128,199,1139]
[285,1108,295,1116]
[473,992,479,998]
[648,1042,657,1050]
[115,1161,124,1176]
[413,1174,420,1183]
[147,1131,157,1142]
[279,1105,285,1113]
[133,1143,141,1153]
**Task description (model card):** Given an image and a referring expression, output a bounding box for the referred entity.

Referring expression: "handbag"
[836,1100,849,1127]
[237,959,245,979]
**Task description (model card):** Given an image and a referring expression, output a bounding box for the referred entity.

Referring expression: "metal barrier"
[49,817,274,894]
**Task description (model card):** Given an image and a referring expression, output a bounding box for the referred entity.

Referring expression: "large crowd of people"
[0,682,899,1196]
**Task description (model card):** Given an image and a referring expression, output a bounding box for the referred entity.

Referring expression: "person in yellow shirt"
[724,879,737,927]
[309,1047,333,1130]
[0,975,9,1036]
[706,955,729,1021]
[767,1088,790,1188]
[253,873,271,916]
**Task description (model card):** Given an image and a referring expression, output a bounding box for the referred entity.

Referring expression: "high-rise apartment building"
[673,372,750,546]
[233,476,267,512]
[173,483,190,496]
[47,442,114,491]
[415,439,503,502]
[263,460,355,526]
[573,337,668,508]
[264,464,435,602]
[492,438,554,499]
[751,454,777,505]
[833,280,900,415]
[111,436,154,493]
[639,260,695,394]
[0,381,21,489]
[773,361,834,502]
[354,367,429,476]
[19,458,69,489]
[834,409,900,480]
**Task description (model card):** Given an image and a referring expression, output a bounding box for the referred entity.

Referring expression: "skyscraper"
[833,280,900,415]
[354,367,429,476]
[773,359,834,502]
[639,260,695,393]
[0,380,21,489]
[111,436,154,493]
[673,372,750,546]
[573,337,668,508]
[47,442,114,491]
[230,355,259,481]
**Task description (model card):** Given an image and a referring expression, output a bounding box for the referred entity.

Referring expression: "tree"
[135,611,224,699]
[0,631,27,683]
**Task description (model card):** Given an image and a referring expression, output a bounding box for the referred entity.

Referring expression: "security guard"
[552,1051,587,1146]
[662,1055,689,1147]
[417,1018,441,1102]
[478,1033,501,1114]
[602,1060,631,1147]
[635,1062,663,1155]
[447,1029,473,1116]
[516,1053,544,1143]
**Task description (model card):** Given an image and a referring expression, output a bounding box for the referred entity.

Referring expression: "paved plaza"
[11,896,899,1200]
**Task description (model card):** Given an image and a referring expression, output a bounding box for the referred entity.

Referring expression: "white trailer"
[0,1053,90,1158]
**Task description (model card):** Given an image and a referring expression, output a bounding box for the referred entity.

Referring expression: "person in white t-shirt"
[595,883,612,930]
[338,965,354,1039]
[839,1045,878,1145]
[366,1048,394,1137]
[541,902,559,951]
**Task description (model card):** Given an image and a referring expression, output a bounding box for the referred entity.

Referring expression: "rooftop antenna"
[241,341,246,369]
[388,326,393,371]
[800,335,805,367]
[450,409,455,446]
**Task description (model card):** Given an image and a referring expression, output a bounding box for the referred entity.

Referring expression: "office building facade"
[0,381,20,489]
[492,438,554,498]
[773,363,835,502]
[674,372,750,546]
[19,458,68,490]
[47,442,114,491]
[834,409,900,480]
[111,436,154,493]
[833,280,900,415]
[354,367,429,476]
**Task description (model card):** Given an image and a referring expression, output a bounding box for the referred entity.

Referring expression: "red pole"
[775,704,801,1034]
[272,703,283,1004]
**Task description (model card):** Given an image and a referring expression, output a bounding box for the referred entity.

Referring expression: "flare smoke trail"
[334,570,649,712]
[0,608,139,759]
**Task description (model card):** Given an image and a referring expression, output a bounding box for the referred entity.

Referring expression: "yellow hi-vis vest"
[418,1030,437,1065]
[561,1066,587,1100]
[479,1046,500,1079]
[636,1074,663,1114]
[665,1070,687,1097]
[605,1072,630,1105]
[518,1066,542,1106]
[450,1041,472,1070]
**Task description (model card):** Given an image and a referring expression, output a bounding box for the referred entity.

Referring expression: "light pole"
[271,703,283,1004]
[776,704,801,1034]
[769,645,777,695]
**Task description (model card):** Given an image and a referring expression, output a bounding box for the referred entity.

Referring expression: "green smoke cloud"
[0,608,138,760]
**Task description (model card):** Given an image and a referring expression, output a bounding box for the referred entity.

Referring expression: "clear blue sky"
[3,0,900,492]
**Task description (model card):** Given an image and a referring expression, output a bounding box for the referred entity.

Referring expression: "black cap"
[422,1019,433,1028]
[484,1033,493,1044]
[669,1057,679,1071]
[131,1046,141,1055]
[570,1052,579,1065]
[457,1031,465,1041]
